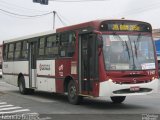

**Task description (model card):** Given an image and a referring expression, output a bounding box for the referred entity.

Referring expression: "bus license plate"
[130,86,140,91]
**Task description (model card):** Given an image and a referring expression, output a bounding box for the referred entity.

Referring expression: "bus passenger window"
[15,42,21,60]
[67,33,76,57]
[46,35,58,58]
[38,37,45,56]
[21,41,28,59]
[7,44,14,60]
[60,32,76,57]
[3,44,8,61]
[60,33,67,57]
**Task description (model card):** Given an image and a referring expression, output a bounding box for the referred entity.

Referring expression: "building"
[153,29,160,57]
[153,29,160,40]
[153,29,160,75]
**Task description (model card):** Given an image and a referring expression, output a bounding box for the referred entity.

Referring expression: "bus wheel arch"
[64,76,73,93]
[18,73,24,87]
[18,73,28,94]
[64,76,82,105]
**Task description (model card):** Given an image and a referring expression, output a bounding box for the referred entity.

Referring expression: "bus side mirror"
[97,35,103,48]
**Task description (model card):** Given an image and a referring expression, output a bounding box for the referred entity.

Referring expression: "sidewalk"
[0,78,17,92]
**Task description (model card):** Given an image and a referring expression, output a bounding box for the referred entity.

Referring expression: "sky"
[0,0,160,43]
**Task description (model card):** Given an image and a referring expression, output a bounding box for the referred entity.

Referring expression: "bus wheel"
[110,96,126,103]
[67,80,82,105]
[19,76,28,94]
[28,89,35,94]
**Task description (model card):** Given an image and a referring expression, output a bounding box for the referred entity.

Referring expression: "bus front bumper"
[99,78,159,97]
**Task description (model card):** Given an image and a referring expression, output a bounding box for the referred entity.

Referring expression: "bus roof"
[56,20,102,33]
[3,19,151,44]
[3,30,56,44]
[56,19,151,33]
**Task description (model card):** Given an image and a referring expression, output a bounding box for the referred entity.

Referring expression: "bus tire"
[110,96,126,103]
[19,76,28,94]
[28,89,35,94]
[67,80,82,105]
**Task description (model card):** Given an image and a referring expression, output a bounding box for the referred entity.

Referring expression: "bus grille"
[113,88,152,94]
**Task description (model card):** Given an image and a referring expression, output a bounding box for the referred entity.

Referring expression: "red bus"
[3,19,159,104]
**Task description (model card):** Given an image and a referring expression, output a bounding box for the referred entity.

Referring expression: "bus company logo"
[39,64,50,71]
[133,78,137,83]
[58,64,64,77]
[58,64,64,71]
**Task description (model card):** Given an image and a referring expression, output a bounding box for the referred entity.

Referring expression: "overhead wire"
[119,1,160,17]
[0,0,49,13]
[0,3,45,19]
[55,12,67,26]
[0,8,67,27]
[0,10,32,19]
[0,8,52,17]
[1,0,160,27]
[56,12,71,24]
[0,0,110,22]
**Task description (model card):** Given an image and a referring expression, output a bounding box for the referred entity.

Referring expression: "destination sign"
[111,24,140,31]
[100,20,152,32]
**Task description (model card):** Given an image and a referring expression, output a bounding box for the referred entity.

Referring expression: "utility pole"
[53,11,56,30]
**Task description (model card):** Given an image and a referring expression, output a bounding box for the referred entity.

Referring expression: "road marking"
[0,109,30,114]
[0,105,14,108]
[0,102,7,105]
[0,101,50,119]
[0,102,31,114]
[0,107,22,111]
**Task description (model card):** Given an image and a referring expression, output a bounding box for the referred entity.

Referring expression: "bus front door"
[79,33,98,95]
[29,41,37,88]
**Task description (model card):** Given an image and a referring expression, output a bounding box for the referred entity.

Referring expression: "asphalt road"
[0,78,160,120]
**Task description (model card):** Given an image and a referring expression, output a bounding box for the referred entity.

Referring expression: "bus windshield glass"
[102,34,156,70]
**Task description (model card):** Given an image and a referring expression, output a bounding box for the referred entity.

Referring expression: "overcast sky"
[0,0,160,43]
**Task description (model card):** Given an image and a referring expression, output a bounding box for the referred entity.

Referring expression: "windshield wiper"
[134,33,142,58]
[128,35,136,70]
[113,32,138,70]
[135,33,141,49]
[134,41,138,58]
[124,40,130,60]
[113,32,130,60]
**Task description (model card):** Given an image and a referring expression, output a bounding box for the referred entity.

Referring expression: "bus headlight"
[108,79,113,82]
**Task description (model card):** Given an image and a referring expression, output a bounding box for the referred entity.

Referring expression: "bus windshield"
[102,34,156,70]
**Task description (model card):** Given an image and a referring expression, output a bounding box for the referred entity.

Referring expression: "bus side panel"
[36,60,56,92]
[3,62,15,86]
[14,61,29,88]
[55,59,71,93]
[3,61,29,87]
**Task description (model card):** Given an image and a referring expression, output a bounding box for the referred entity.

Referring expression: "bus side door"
[78,33,99,95]
[29,41,37,88]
